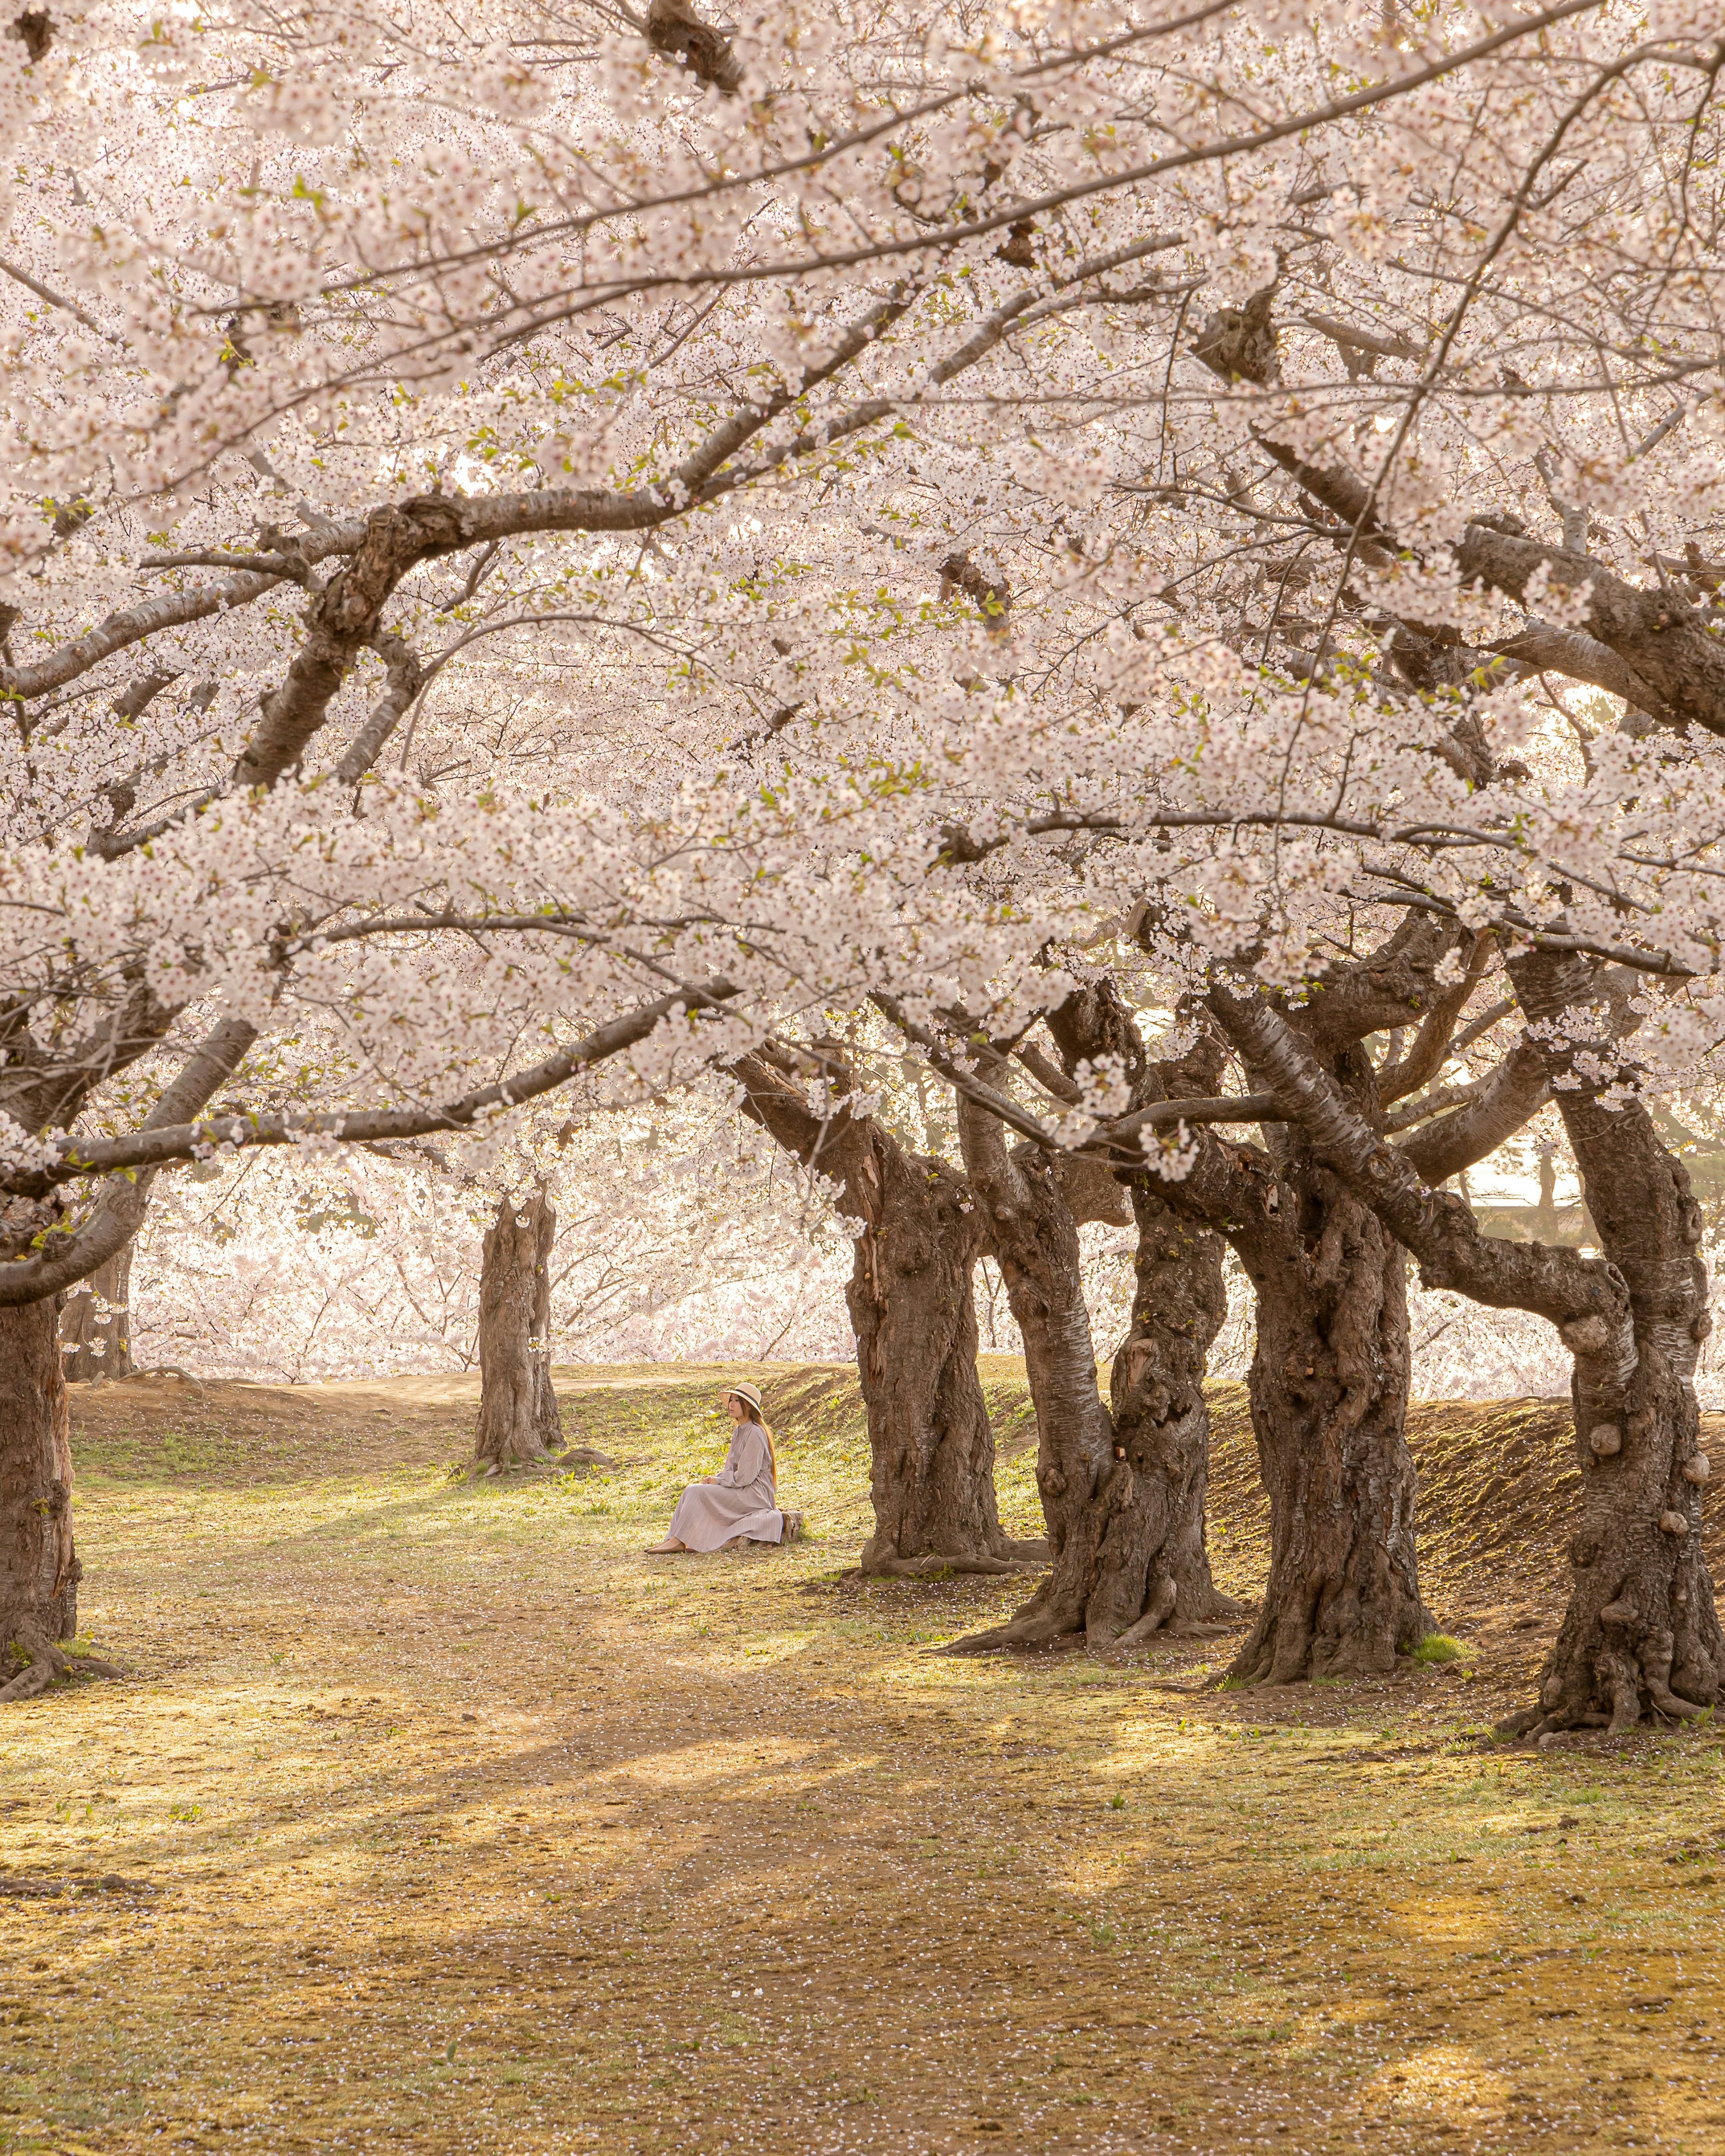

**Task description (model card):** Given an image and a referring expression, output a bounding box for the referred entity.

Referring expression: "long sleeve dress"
[666,1422,783,1550]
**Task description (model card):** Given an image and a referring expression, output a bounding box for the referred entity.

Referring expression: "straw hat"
[727,1381,763,1412]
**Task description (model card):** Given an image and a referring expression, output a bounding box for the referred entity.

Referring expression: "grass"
[1414,1634,1474,1666]
[0,1359,1720,2154]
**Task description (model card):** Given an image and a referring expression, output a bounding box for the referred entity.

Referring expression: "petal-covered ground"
[2,1364,1721,2154]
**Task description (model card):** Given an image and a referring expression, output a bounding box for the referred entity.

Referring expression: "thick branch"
[1505,946,1706,1328]
[5,570,287,705]
[1206,982,1633,1367]
[1487,620,1672,717]
[332,633,425,785]
[1451,996,1517,1057]
[4,980,736,1205]
[1377,933,1495,1102]
[954,1088,1032,1222]
[1194,284,1722,731]
[234,501,467,789]
[730,1050,873,1224]
[643,0,742,96]
[1300,310,1420,362]
[1458,527,1724,736]
[0,1014,259,1301]
[1299,915,1467,1055]
[1397,1037,1548,1183]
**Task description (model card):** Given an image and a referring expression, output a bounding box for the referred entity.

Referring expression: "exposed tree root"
[1503,1645,1714,1742]
[1113,1576,1179,1649]
[478,1448,624,1479]
[0,1629,124,1704]
[941,1578,1253,1658]
[1637,1629,1711,1719]
[938,1620,1087,1658]
[128,1365,203,1390]
[866,1551,1050,1580]
[64,1650,123,1678]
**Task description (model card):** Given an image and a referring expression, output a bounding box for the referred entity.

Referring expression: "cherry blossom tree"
[7,0,1725,1715]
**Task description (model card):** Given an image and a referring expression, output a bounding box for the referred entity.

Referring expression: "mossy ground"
[1,1363,1722,2154]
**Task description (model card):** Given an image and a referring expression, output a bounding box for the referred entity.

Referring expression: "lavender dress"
[667,1422,783,1549]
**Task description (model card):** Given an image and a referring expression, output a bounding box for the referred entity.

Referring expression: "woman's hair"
[732,1394,776,1480]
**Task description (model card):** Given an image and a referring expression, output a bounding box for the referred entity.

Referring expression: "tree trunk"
[1204,961,1711,1718]
[0,1297,101,1701]
[945,984,1245,1651]
[474,1191,561,1468]
[732,1050,1031,1575]
[954,1133,1249,1650]
[1228,1165,1429,1683]
[1099,1178,1242,1644]
[848,1138,1033,1575]
[1043,986,1246,1646]
[949,1099,1120,1643]
[1507,954,1724,1735]
[59,1245,134,1383]
[527,1195,561,1456]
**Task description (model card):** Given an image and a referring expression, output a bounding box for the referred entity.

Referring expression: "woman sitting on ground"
[645,1382,802,1554]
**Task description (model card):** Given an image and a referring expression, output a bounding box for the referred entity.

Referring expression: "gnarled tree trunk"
[475,1190,561,1468]
[957,980,1245,1651]
[1208,962,1715,1727]
[1149,1110,1435,1684]
[734,1049,1031,1575]
[59,1245,133,1383]
[1179,1023,1435,1685]
[1229,1159,1428,1683]
[1184,926,1540,1686]
[1508,954,1723,1734]
[848,1135,1030,1574]
[0,1297,109,1701]
[953,1095,1113,1641]
[1101,1176,1242,1644]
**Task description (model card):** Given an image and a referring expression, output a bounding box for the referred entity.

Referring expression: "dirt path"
[1,1366,1721,2154]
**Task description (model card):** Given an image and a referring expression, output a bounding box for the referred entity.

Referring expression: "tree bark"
[1183,1010,1444,1687]
[848,1133,1028,1575]
[1506,953,1724,1734]
[1185,931,1559,1686]
[59,1245,133,1383]
[1208,970,1721,1728]
[953,1093,1118,1640]
[732,1050,1032,1575]
[1115,1025,1433,1683]
[0,1297,108,1701]
[527,1196,561,1457]
[950,982,1245,1651]
[1230,1150,1428,1683]
[1098,1177,1241,1644]
[474,1191,561,1467]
